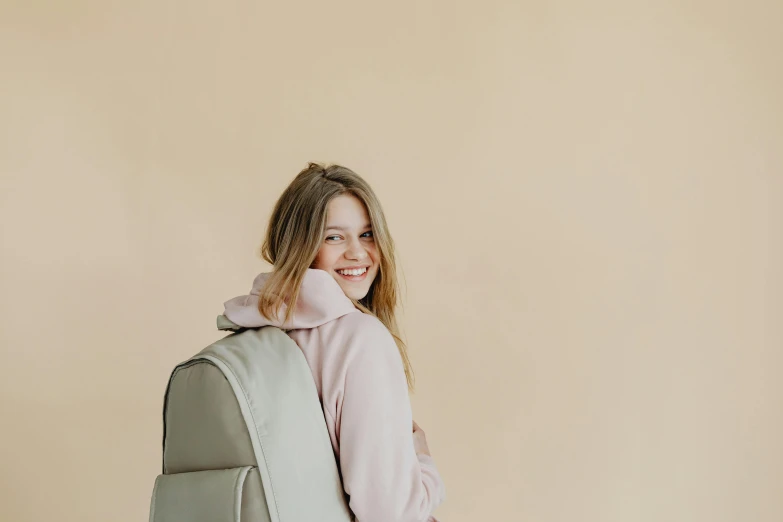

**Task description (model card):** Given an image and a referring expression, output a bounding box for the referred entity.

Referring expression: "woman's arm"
[338,319,446,522]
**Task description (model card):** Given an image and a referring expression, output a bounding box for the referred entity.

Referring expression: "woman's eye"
[325,232,372,241]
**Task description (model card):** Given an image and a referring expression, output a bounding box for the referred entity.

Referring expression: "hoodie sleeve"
[338,318,446,522]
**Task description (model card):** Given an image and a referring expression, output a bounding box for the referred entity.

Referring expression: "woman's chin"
[333,280,367,301]
[343,287,367,301]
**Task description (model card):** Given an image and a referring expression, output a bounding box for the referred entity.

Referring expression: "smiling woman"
[312,194,379,299]
[232,162,446,522]
[258,163,407,379]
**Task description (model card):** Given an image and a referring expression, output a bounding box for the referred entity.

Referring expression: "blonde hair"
[258,162,415,391]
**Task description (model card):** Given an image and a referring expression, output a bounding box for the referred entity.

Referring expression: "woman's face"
[311,194,380,300]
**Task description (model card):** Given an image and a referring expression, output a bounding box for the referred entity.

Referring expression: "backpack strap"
[216,314,246,332]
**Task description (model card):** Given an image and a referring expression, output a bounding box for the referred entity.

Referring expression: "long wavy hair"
[258,162,415,391]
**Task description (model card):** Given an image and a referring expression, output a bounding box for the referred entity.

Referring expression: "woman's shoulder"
[324,311,398,362]
[331,310,392,342]
[329,311,405,379]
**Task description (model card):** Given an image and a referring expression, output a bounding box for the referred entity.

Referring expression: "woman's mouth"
[336,267,369,282]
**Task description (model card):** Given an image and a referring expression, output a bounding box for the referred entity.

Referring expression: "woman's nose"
[345,239,369,260]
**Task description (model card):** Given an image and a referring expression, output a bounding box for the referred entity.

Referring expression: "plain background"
[1,1,781,521]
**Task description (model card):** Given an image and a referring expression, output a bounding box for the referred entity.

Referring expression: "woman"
[222,162,446,522]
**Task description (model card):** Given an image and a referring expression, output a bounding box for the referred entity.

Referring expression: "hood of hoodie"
[221,268,360,330]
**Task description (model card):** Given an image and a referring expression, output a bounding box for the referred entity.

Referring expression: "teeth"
[338,267,367,276]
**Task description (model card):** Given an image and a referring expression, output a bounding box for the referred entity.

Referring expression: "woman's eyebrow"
[325,224,372,231]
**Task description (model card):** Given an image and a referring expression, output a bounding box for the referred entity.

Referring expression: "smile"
[336,267,369,281]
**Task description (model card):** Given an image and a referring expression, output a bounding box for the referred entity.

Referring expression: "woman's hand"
[412,420,432,457]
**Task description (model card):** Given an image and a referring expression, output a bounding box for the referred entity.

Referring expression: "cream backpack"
[148,315,353,522]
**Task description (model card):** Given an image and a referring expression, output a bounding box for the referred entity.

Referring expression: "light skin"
[412,420,431,457]
[310,193,432,457]
[310,194,380,301]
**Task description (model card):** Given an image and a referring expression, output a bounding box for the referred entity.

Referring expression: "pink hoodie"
[223,268,446,522]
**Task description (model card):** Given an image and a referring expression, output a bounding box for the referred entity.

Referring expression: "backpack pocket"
[149,466,270,522]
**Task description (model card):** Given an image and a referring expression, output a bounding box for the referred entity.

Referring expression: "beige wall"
[1,1,781,521]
